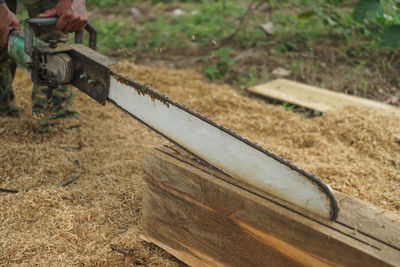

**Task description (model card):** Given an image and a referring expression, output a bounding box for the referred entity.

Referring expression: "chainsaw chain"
[110,71,339,220]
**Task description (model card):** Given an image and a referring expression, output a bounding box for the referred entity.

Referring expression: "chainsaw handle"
[74,22,97,50]
[24,17,97,56]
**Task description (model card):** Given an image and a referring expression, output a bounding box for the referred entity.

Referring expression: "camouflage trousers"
[0,0,78,132]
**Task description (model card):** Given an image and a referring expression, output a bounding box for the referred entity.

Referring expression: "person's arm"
[38,0,88,34]
[0,2,21,48]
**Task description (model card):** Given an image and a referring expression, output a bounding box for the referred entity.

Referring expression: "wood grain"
[335,191,400,250]
[141,147,400,266]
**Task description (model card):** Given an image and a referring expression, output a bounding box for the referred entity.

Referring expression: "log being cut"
[141,147,400,267]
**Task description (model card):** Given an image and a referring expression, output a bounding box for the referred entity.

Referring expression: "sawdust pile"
[0,69,175,265]
[113,62,400,213]
[1,61,399,265]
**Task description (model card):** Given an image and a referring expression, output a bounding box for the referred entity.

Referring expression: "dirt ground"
[1,61,399,265]
[131,45,400,103]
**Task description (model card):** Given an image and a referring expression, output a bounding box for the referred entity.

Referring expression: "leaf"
[298,11,316,20]
[353,0,383,22]
[213,47,233,56]
[380,24,400,49]
[327,0,344,4]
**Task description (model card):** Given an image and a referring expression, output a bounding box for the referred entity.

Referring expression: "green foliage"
[84,0,400,87]
[88,0,246,50]
[273,2,344,48]
[92,20,137,53]
[237,65,259,90]
[294,0,400,49]
[87,0,131,7]
[381,24,400,48]
[294,2,352,40]
[87,0,202,6]
[353,0,383,22]
[138,0,245,49]
[352,0,400,49]
[203,48,235,80]
[17,9,29,26]
[327,0,344,4]
[282,102,297,113]
[151,0,201,3]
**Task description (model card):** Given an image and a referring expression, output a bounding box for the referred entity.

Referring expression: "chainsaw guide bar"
[7,17,339,220]
[108,71,339,220]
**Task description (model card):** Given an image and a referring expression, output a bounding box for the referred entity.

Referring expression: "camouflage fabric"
[0,0,18,115]
[0,53,18,115]
[0,0,78,132]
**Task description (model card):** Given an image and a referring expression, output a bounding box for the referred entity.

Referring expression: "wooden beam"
[141,147,400,267]
[248,79,400,114]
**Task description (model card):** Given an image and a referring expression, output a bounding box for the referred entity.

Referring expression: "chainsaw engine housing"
[28,43,115,105]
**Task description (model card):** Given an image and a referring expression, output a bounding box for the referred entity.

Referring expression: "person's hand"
[0,3,21,49]
[38,0,88,34]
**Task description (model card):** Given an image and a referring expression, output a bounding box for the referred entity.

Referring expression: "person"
[0,0,88,132]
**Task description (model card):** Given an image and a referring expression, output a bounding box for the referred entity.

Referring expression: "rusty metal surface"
[32,43,114,105]
[69,45,113,105]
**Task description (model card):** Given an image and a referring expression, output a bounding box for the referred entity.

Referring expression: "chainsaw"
[8,17,338,220]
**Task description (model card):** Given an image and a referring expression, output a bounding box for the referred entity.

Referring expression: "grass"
[14,0,399,100]
[92,20,137,53]
[85,0,367,54]
[86,0,132,7]
[202,48,235,80]
[16,0,397,58]
[93,0,247,50]
[236,65,259,91]
[85,0,349,88]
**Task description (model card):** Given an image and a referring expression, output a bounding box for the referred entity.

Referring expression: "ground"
[1,0,399,265]
[0,61,399,265]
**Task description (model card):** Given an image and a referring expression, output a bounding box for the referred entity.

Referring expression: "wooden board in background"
[141,147,400,267]
[248,79,400,114]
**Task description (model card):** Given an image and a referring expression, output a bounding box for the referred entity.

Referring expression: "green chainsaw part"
[8,32,45,67]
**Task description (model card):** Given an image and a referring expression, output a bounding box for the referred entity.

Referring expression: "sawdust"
[0,70,177,265]
[1,61,399,265]
[113,61,400,213]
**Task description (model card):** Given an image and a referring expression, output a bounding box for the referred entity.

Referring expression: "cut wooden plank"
[141,147,400,267]
[248,79,400,114]
[335,191,400,250]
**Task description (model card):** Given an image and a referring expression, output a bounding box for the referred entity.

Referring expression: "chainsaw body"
[6,18,339,220]
[8,17,115,105]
